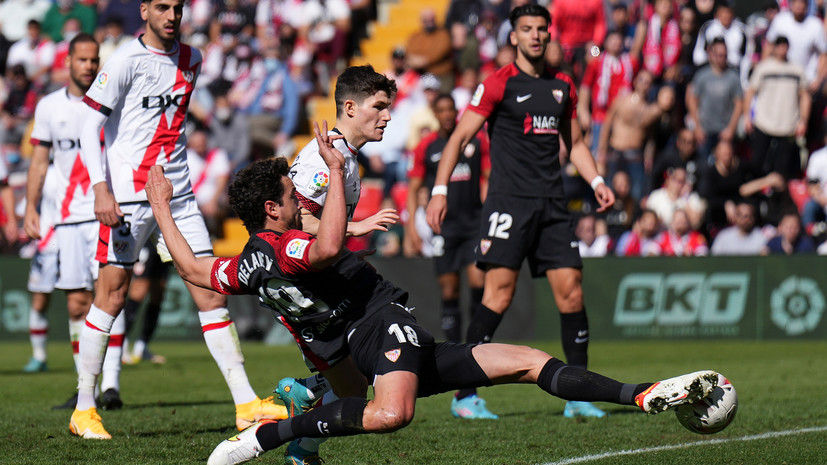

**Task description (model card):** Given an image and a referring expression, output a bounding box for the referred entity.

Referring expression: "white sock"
[101,311,125,393]
[29,308,48,362]
[69,319,83,373]
[133,339,147,359]
[198,308,256,405]
[77,305,115,411]
[302,374,332,401]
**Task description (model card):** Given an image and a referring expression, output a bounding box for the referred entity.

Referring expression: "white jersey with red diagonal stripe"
[83,37,201,203]
[30,87,97,224]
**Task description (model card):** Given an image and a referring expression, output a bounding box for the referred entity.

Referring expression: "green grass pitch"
[1,340,825,464]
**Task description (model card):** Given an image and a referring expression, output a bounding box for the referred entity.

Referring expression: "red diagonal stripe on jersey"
[132,45,197,192]
[61,152,91,220]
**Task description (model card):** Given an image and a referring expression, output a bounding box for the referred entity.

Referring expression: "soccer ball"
[675,375,737,434]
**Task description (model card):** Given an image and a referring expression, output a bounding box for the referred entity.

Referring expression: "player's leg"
[437,271,462,342]
[121,274,150,364]
[52,289,93,411]
[100,311,125,410]
[24,292,50,372]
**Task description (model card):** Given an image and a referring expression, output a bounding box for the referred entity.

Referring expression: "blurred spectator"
[41,0,96,43]
[576,214,611,257]
[692,2,748,84]
[710,201,766,255]
[766,0,827,90]
[209,93,251,173]
[6,20,56,91]
[611,2,638,52]
[48,18,83,91]
[0,0,51,42]
[211,0,256,46]
[579,28,643,155]
[615,208,662,256]
[452,68,478,114]
[97,17,131,65]
[286,0,351,94]
[254,0,287,42]
[97,0,143,37]
[655,208,709,256]
[744,36,809,180]
[383,47,420,106]
[642,0,681,82]
[598,70,666,200]
[550,0,607,82]
[187,128,231,238]
[651,127,700,191]
[0,155,16,246]
[698,139,746,237]
[405,74,441,152]
[0,29,10,78]
[1,65,37,154]
[744,1,780,68]
[406,8,453,91]
[496,0,530,48]
[347,0,375,58]
[676,6,698,77]
[739,170,797,227]
[228,38,299,160]
[803,129,827,231]
[602,169,642,242]
[544,40,573,79]
[762,211,815,254]
[686,37,743,162]
[686,0,722,29]
[646,166,706,229]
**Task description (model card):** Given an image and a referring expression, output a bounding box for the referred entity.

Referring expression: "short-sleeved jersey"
[30,87,96,224]
[408,131,490,235]
[467,63,576,199]
[188,147,231,207]
[84,37,201,203]
[210,229,407,358]
[289,131,361,219]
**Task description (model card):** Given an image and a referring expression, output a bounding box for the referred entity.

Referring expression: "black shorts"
[347,302,491,397]
[476,194,582,277]
[432,230,477,276]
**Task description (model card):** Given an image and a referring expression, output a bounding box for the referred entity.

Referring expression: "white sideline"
[540,426,827,465]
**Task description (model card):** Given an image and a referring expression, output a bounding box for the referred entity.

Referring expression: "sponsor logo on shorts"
[309,170,329,192]
[480,239,491,255]
[470,84,484,107]
[286,239,310,259]
[552,89,563,103]
[114,241,129,254]
[384,348,401,362]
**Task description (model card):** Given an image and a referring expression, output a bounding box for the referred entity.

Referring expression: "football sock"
[440,298,461,343]
[300,374,333,402]
[469,287,484,322]
[141,302,162,343]
[69,319,83,373]
[560,309,589,369]
[101,311,125,393]
[457,305,503,400]
[290,390,339,453]
[199,308,257,405]
[29,308,48,362]
[537,358,649,405]
[77,305,114,410]
[122,297,140,336]
[256,397,367,451]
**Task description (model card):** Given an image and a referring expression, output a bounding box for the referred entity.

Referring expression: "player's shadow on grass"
[124,399,230,409]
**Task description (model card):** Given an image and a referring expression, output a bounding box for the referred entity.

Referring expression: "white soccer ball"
[675,375,738,434]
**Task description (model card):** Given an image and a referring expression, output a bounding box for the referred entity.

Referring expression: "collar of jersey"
[64,87,83,102]
[138,35,179,56]
[331,127,358,155]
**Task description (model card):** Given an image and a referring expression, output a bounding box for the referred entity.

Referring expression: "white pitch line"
[541,426,827,465]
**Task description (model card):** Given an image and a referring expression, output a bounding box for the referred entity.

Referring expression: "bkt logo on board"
[613,273,749,333]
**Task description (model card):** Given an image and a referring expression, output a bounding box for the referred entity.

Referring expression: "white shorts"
[97,194,213,266]
[55,221,99,291]
[28,249,58,293]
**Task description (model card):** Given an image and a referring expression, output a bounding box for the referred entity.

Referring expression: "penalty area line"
[540,426,827,465]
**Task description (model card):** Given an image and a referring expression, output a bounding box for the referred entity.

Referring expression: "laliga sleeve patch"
[308,169,330,194]
[94,72,109,89]
[285,238,311,260]
[470,83,485,107]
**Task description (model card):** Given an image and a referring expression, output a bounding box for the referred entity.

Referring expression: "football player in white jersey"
[280,65,400,464]
[71,0,286,440]
[24,33,128,411]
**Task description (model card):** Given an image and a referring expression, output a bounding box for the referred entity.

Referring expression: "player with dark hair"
[426,4,616,419]
[70,0,286,440]
[144,124,723,465]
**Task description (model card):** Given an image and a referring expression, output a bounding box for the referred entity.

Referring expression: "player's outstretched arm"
[561,115,615,212]
[145,165,218,289]
[307,121,348,269]
[23,145,50,239]
[81,106,123,226]
[426,110,487,233]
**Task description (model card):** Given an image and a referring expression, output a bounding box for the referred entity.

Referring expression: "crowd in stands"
[2,0,827,260]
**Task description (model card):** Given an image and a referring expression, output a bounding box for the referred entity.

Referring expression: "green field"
[2,340,825,465]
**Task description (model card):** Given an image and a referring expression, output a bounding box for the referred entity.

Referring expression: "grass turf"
[1,340,825,465]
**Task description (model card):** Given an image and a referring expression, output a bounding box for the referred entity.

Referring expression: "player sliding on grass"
[145,122,725,465]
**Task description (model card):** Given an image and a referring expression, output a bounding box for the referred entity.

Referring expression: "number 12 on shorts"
[388,323,421,347]
[487,212,512,239]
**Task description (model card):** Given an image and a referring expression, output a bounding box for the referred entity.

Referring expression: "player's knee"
[556,286,583,312]
[366,404,415,432]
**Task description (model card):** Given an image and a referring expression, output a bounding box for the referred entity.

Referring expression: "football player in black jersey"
[426,4,615,419]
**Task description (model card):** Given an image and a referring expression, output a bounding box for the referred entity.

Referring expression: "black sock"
[122,298,140,336]
[457,304,503,400]
[141,302,162,342]
[256,397,368,451]
[537,358,650,405]
[469,287,484,321]
[441,298,461,343]
[560,309,589,369]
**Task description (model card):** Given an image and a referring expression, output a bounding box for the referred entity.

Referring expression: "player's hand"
[350,208,399,237]
[594,183,615,213]
[425,194,447,234]
[23,208,41,240]
[145,165,173,209]
[3,218,17,244]
[313,120,345,172]
[93,182,124,227]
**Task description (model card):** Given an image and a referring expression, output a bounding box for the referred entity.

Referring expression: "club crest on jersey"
[384,348,401,363]
[286,238,310,259]
[310,170,329,192]
[470,84,485,107]
[553,89,564,103]
[114,241,129,254]
[480,239,492,255]
[523,113,560,135]
[181,70,194,83]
